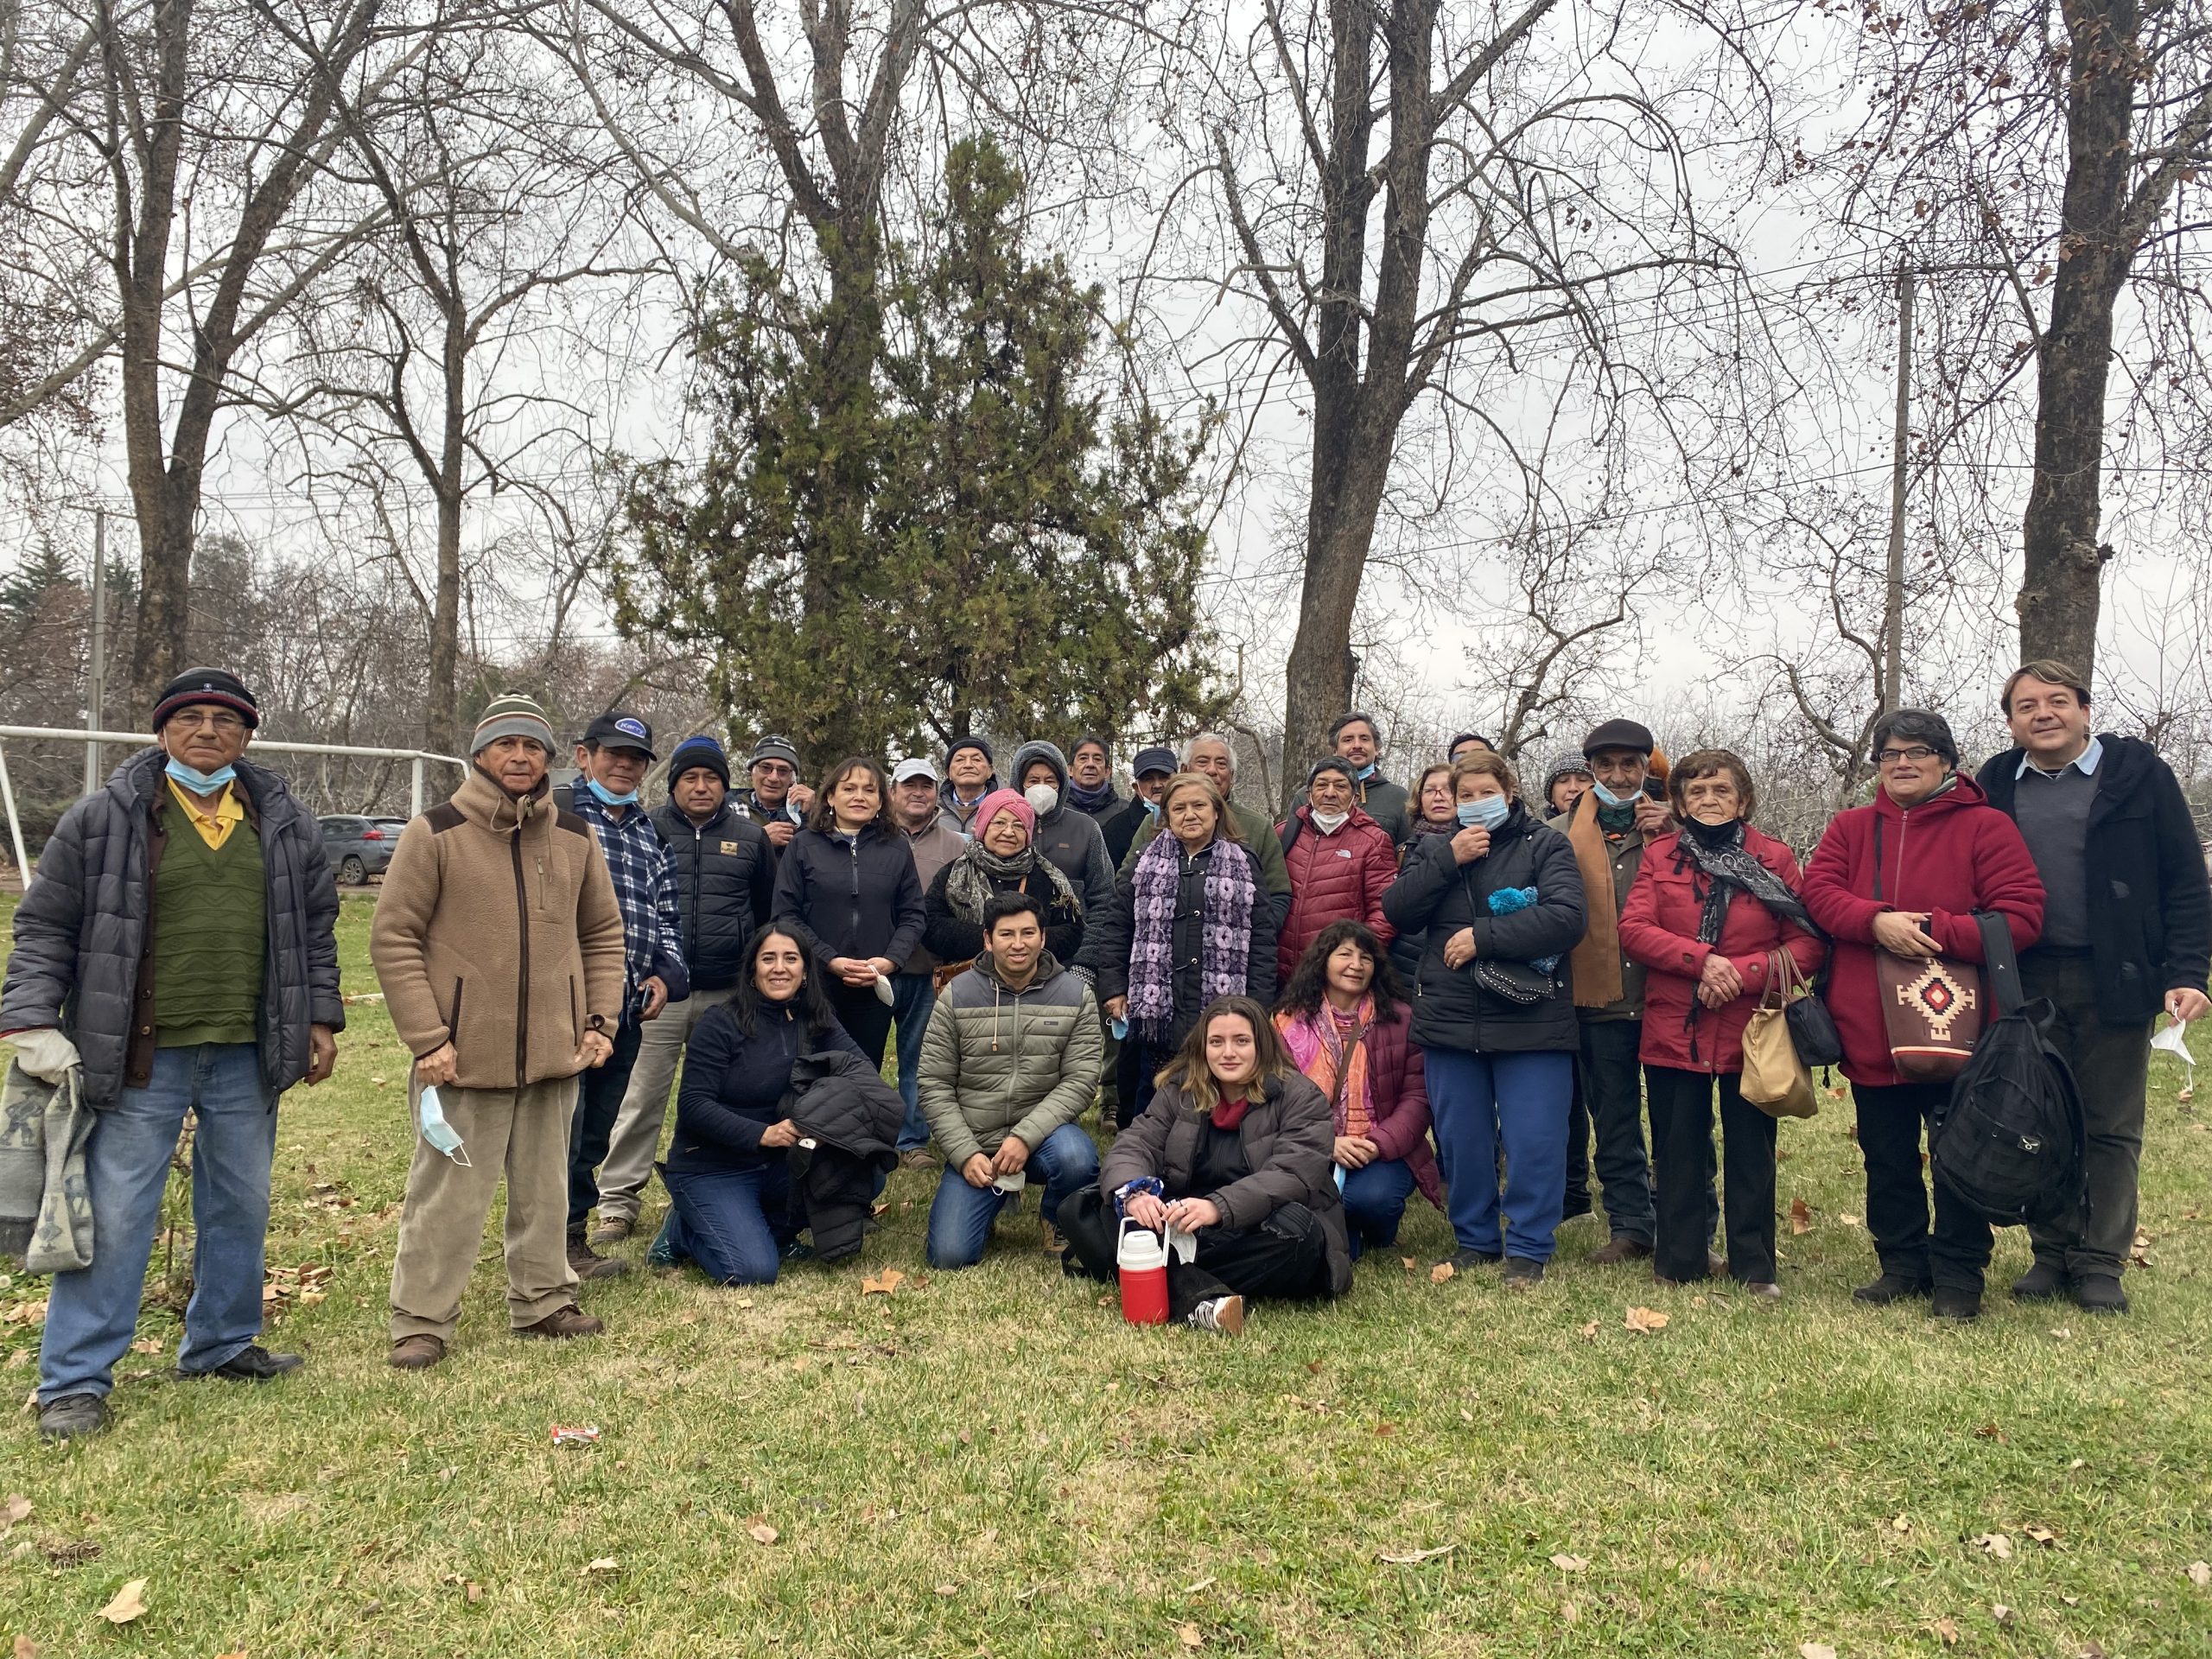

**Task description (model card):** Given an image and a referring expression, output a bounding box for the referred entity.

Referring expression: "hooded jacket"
[1799,775,2045,1088]
[650,795,775,992]
[3,747,345,1109]
[1976,734,2212,1024]
[372,766,627,1090]
[916,950,1102,1167]
[1618,825,1828,1074]
[1382,802,1587,1054]
[770,819,927,969]
[1274,802,1399,984]
[1009,741,1118,921]
[1100,1069,1353,1297]
[1350,771,1411,845]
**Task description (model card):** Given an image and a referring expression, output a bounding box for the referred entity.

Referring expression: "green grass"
[4,892,2212,1656]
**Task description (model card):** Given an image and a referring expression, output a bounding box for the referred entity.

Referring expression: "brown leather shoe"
[588,1215,633,1247]
[389,1334,447,1370]
[1590,1236,1651,1266]
[515,1305,604,1340]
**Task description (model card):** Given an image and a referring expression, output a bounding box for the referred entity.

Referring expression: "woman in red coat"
[1275,759,1399,987]
[1273,921,1441,1254]
[1619,750,1826,1296]
[1800,709,2044,1319]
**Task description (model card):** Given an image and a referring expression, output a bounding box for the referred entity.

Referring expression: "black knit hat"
[667,734,731,788]
[1583,719,1655,759]
[946,736,993,766]
[152,667,259,731]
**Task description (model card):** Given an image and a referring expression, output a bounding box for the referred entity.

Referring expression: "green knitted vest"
[152,809,267,1047]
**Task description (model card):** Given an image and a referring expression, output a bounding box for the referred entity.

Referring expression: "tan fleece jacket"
[371,767,626,1090]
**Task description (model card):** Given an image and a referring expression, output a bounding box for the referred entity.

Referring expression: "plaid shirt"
[568,788,685,1020]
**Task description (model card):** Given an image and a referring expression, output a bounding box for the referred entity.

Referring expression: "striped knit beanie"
[471,694,556,756]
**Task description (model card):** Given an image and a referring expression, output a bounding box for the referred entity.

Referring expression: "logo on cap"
[616,718,648,739]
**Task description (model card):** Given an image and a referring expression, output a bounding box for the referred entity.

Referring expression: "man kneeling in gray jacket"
[917,893,1102,1268]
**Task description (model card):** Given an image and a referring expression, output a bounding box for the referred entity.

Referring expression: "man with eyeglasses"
[733,734,814,856]
[1977,662,2212,1314]
[4,669,344,1440]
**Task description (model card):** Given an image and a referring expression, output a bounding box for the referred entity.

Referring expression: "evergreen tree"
[614,136,1224,765]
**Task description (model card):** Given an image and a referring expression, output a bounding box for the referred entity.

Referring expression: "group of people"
[5,662,2206,1442]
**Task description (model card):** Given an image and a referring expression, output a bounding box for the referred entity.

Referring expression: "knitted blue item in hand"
[1487,887,1560,974]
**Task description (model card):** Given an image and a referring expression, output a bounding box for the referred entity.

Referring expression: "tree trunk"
[427,305,467,756]
[2017,0,2139,683]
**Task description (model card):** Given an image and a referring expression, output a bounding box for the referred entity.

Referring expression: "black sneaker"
[1441,1247,1503,1272]
[566,1230,629,1281]
[1852,1273,1933,1306]
[36,1392,107,1442]
[1502,1257,1546,1289]
[180,1344,305,1382]
[2073,1274,2129,1315]
[2012,1262,2069,1300]
[1930,1286,1982,1321]
[1560,1193,1594,1222]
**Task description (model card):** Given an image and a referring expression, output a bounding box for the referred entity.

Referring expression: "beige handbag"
[1739,946,1818,1119]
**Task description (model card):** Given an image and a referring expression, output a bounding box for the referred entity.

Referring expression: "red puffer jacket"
[1619,825,1828,1074]
[1275,804,1399,985]
[1799,777,2044,1088]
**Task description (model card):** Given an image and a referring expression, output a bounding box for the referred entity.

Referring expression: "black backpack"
[1929,912,2088,1229]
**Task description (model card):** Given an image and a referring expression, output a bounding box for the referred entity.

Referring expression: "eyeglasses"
[753,762,795,779]
[168,709,245,733]
[1875,746,1940,765]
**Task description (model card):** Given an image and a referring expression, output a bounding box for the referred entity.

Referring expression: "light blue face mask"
[165,757,237,793]
[1110,1016,1129,1041]
[586,776,640,808]
[416,1085,471,1166]
[1457,796,1510,831]
[1590,779,1635,809]
[1142,798,1161,819]
[1356,763,1376,781]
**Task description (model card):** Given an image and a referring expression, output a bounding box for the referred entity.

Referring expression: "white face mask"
[1024,784,1058,817]
[1310,810,1350,834]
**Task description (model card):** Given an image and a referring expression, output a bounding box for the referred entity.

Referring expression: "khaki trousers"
[594,986,738,1224]
[390,1076,581,1341]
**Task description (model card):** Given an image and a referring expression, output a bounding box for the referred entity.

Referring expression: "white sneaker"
[1188,1294,1245,1336]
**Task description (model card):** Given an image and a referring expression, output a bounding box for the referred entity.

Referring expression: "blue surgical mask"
[165,757,236,793]
[1357,763,1376,781]
[1457,796,1510,830]
[1110,1016,1129,1042]
[1591,779,1633,808]
[586,776,640,808]
[417,1085,471,1166]
[1142,798,1161,819]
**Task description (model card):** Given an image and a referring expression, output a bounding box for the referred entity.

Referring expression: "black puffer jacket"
[1079,835,1278,1050]
[771,821,926,969]
[652,798,774,991]
[1382,804,1586,1054]
[1,747,344,1108]
[785,1050,903,1260]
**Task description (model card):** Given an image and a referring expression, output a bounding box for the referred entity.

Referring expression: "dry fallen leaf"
[2026,1526,2058,1546]
[466,1581,483,1604]
[1176,1624,1203,1649]
[1549,1554,1589,1573]
[2188,1560,2212,1589]
[861,1268,906,1296]
[1429,1262,1454,1285]
[1579,1319,1600,1340]
[1891,1513,1911,1533]
[129,1338,162,1355]
[1789,1197,1812,1236]
[2079,1641,2108,1658]
[933,1583,958,1598]
[98,1579,149,1624]
[1378,1544,1455,1565]
[1624,1306,1669,1334]
[1992,1603,2015,1626]
[582,1557,619,1575]
[972,1528,998,1549]
[1560,1599,1579,1624]
[746,1522,779,1546]
[0,1493,30,1531]
[1400,1256,1416,1273]
[1799,1643,1837,1659]
[14,1636,38,1659]
[1935,1615,1960,1645]
[1972,1532,2014,1560]
[1839,1212,1862,1226]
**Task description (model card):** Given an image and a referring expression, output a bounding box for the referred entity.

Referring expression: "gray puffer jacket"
[1,747,344,1108]
[917,951,1102,1167]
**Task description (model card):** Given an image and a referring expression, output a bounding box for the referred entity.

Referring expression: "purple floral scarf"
[1125,832,1260,1043]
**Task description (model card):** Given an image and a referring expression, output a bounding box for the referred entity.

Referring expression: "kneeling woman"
[1273,921,1442,1254]
[1061,996,1351,1332]
[652,926,868,1283]
[1618,750,1826,1296]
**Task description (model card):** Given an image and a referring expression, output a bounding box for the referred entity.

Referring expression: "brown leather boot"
[515,1305,605,1340]
[389,1334,447,1370]
[1589,1236,1651,1266]
[567,1229,629,1280]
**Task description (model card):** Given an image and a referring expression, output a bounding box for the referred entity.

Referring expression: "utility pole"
[1883,267,1913,715]
[84,507,108,795]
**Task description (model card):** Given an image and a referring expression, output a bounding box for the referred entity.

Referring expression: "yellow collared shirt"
[167,776,246,850]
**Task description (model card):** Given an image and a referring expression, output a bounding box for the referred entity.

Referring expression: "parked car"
[319,815,409,885]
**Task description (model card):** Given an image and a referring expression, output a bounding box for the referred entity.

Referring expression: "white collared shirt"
[2018,734,2102,780]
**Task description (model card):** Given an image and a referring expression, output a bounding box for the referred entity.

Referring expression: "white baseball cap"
[892,757,940,785]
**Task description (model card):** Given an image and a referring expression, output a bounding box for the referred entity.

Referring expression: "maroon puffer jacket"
[1276,804,1399,985]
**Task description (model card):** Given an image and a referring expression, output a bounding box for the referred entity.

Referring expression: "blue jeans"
[659,1160,796,1285]
[1341,1158,1418,1255]
[925,1122,1098,1269]
[891,973,938,1152]
[40,1043,276,1401]
[1425,1048,1574,1262]
[567,1020,645,1230]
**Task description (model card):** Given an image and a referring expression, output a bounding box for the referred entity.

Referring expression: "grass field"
[3,891,2211,1656]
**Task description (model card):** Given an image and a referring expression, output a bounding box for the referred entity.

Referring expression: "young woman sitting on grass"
[1058,995,1352,1333]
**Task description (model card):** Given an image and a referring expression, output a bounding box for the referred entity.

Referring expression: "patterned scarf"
[1675,817,1819,944]
[1274,1001,1374,1137]
[1126,832,1259,1042]
[942,838,1078,924]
